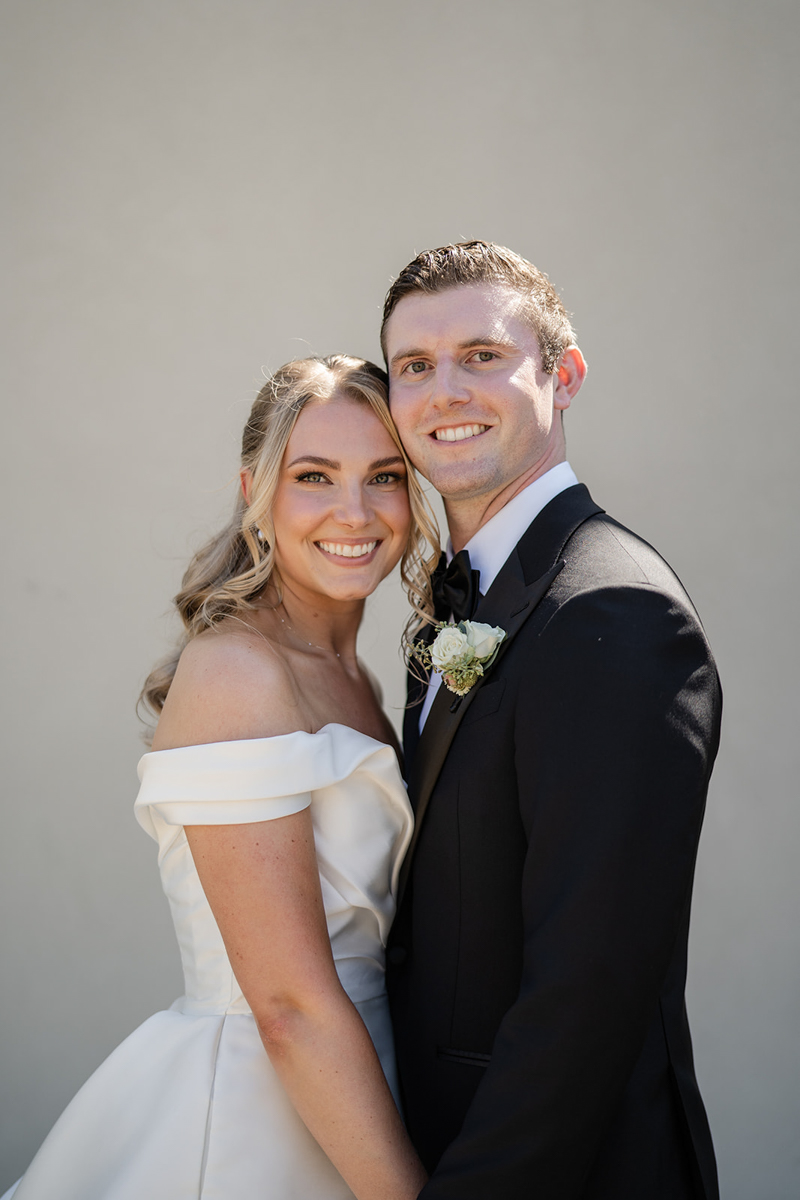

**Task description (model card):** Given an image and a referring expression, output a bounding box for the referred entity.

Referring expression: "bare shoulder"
[152,626,305,750]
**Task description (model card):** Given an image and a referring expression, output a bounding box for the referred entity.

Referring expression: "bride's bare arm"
[153,633,427,1200]
[186,811,425,1200]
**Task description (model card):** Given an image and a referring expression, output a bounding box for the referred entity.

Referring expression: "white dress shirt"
[418,461,579,731]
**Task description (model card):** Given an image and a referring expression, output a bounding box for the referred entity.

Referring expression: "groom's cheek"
[389,402,428,476]
[388,387,410,435]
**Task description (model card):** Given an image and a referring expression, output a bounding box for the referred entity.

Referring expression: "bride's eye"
[371,472,404,486]
[295,471,329,484]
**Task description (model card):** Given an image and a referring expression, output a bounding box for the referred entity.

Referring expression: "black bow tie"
[432,549,481,623]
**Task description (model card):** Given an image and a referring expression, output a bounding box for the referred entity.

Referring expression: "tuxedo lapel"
[513,483,604,586]
[397,485,604,907]
[402,620,436,773]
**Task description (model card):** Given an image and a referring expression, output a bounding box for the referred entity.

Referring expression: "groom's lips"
[430,423,490,442]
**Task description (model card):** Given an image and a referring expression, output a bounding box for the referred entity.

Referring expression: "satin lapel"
[401,619,437,777]
[396,484,605,907]
[402,669,422,772]
[396,555,565,906]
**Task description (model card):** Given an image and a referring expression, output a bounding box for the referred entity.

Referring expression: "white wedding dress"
[4,724,413,1200]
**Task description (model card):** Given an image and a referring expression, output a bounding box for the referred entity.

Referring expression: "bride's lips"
[315,539,381,564]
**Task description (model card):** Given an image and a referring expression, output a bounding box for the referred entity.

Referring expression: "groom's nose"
[428,359,471,408]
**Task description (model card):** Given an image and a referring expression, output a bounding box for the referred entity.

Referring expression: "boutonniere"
[411,620,507,696]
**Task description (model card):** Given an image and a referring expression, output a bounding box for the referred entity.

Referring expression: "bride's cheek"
[389,503,412,558]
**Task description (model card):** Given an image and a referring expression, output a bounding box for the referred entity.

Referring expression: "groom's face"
[385,282,564,506]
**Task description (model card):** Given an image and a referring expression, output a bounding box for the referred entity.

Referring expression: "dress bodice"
[134,724,413,1016]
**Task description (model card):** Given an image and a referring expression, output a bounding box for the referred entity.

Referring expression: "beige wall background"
[1,1,798,1195]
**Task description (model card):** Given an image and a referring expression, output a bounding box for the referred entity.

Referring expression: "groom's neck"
[445,460,556,552]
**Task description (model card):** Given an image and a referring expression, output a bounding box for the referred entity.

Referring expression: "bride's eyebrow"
[286,455,406,471]
[370,456,405,469]
[286,455,339,469]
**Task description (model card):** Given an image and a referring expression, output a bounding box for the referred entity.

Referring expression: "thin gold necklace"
[277,605,341,659]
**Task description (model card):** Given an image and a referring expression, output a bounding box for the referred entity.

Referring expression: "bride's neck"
[257,585,363,661]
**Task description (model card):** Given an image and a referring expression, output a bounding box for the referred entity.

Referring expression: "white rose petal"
[431,626,472,669]
[463,621,505,660]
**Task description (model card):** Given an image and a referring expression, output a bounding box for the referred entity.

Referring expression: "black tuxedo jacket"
[387,485,721,1200]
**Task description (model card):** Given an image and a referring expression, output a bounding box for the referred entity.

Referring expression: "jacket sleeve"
[418,582,722,1199]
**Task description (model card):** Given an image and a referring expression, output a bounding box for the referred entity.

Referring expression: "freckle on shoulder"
[178,625,297,694]
[153,624,304,749]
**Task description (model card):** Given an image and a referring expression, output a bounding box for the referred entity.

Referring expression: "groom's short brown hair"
[380,240,576,374]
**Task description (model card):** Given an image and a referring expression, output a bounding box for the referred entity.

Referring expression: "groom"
[382,241,721,1199]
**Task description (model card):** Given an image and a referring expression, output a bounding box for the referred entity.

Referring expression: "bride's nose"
[332,483,373,528]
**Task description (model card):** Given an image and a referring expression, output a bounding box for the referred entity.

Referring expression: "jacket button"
[388,946,407,965]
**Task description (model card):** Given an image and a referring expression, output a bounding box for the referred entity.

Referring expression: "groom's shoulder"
[534,491,693,606]
[516,506,717,680]
[569,511,680,587]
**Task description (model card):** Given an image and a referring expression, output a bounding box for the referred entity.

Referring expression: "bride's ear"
[554,347,587,410]
[240,468,254,504]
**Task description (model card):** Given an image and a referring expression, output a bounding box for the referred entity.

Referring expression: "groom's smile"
[432,422,490,441]
[385,282,573,519]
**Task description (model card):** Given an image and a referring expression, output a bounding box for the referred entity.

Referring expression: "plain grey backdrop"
[2,1,798,1196]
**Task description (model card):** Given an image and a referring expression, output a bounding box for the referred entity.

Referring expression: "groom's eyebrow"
[389,345,427,367]
[460,334,518,352]
[389,334,517,367]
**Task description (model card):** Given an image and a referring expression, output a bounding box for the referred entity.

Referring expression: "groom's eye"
[472,351,496,363]
[406,361,427,374]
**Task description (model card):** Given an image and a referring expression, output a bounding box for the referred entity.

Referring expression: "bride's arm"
[186,810,425,1200]
[153,633,428,1200]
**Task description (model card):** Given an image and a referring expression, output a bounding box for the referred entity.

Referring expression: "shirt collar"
[447,461,579,594]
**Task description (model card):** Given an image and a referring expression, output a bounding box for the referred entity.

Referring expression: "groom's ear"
[554,347,587,411]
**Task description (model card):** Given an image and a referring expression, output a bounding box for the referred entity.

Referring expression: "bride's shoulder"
[152,627,305,750]
[178,624,295,688]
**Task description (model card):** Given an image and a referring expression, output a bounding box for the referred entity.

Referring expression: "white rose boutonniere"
[412,619,507,696]
[430,625,471,671]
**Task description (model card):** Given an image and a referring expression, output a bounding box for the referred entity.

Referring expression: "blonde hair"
[140,354,440,717]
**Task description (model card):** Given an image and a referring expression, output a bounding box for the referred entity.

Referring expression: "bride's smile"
[270,392,412,606]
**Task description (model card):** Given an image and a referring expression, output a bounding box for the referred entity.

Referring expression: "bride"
[5,355,437,1200]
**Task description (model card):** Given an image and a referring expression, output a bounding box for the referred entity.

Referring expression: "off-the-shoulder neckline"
[140,722,393,760]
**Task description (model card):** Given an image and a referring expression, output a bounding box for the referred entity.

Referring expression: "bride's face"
[270,393,411,605]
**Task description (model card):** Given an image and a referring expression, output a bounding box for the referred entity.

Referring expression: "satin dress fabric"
[5,724,413,1200]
